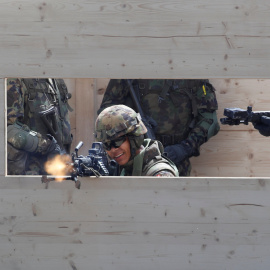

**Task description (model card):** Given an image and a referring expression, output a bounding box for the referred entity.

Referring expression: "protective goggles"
[103,136,126,151]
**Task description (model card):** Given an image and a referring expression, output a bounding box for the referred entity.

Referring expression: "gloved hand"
[164,141,194,165]
[253,116,270,137]
[43,134,62,157]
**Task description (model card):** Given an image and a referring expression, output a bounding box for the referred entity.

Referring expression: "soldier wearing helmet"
[95,105,179,177]
[98,79,220,176]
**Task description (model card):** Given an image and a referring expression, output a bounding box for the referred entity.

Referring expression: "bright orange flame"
[44,154,73,181]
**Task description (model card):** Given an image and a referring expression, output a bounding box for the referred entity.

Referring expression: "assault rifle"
[42,141,118,189]
[220,106,270,125]
[127,79,156,140]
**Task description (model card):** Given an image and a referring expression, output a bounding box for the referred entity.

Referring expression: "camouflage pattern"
[98,79,220,176]
[6,78,73,175]
[95,104,147,143]
[120,138,178,177]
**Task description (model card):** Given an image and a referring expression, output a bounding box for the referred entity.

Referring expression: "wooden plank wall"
[1,1,270,269]
[1,1,270,78]
[64,78,110,155]
[0,176,270,270]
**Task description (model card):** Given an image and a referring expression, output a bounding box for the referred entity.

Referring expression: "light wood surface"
[2,1,270,269]
[1,1,270,78]
[0,176,269,270]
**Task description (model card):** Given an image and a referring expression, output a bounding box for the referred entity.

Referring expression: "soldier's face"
[106,137,131,165]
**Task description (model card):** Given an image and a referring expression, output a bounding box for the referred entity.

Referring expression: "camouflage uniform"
[98,79,220,176]
[95,104,179,177]
[7,78,73,175]
[120,138,179,177]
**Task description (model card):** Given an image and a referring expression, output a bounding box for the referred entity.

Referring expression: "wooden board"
[1,79,5,175]
[190,130,270,177]
[2,1,270,269]
[0,176,269,270]
[1,1,270,78]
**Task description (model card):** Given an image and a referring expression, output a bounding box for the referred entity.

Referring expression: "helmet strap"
[128,135,144,160]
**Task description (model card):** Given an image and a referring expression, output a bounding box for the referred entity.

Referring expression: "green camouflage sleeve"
[185,82,220,154]
[6,78,51,154]
[6,78,27,125]
[97,79,132,115]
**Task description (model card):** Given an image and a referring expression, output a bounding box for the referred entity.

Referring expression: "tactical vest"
[133,79,209,102]
[131,79,217,147]
[21,78,73,151]
[120,139,179,177]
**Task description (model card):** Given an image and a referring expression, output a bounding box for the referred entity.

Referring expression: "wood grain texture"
[96,78,110,113]
[190,130,270,177]
[73,79,96,155]
[1,1,270,78]
[1,79,6,175]
[1,1,270,268]
[0,176,269,270]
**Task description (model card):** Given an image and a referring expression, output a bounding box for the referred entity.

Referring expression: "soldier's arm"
[6,78,60,156]
[184,81,220,156]
[97,79,130,114]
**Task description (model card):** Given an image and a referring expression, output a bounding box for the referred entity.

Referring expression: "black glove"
[253,116,270,137]
[164,141,194,165]
[44,134,62,157]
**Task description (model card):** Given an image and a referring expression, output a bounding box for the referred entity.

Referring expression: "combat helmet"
[95,105,147,156]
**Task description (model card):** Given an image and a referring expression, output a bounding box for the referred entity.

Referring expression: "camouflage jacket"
[6,78,73,174]
[120,139,179,177]
[98,79,219,156]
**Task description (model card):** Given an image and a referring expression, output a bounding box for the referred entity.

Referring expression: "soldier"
[6,78,73,175]
[98,79,220,176]
[95,105,179,177]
